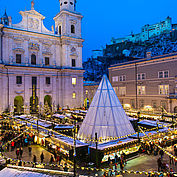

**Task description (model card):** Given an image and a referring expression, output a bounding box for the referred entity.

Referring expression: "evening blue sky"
[1,0,177,61]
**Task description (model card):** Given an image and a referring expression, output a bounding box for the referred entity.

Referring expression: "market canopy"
[78,74,135,142]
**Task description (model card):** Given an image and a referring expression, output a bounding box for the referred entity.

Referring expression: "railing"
[2,61,58,69]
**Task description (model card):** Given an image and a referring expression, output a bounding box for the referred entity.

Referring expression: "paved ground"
[3,145,71,171]
[94,146,177,177]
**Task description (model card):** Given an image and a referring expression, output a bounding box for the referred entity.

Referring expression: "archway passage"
[30,96,39,113]
[14,96,24,114]
[44,95,52,113]
[174,106,177,113]
[84,98,90,109]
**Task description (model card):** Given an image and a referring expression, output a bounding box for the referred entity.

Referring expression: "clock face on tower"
[29,18,39,29]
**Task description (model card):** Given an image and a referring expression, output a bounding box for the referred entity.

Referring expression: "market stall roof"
[0,167,52,177]
[129,127,171,139]
[90,137,138,151]
[46,135,88,148]
[53,114,65,119]
[54,125,74,129]
[78,74,135,141]
[30,120,52,128]
[138,120,171,128]
[0,167,73,177]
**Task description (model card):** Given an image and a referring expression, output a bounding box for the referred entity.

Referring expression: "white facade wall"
[0,2,84,113]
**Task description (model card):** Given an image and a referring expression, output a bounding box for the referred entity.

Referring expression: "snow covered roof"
[138,120,171,128]
[1,167,74,176]
[0,167,51,177]
[90,137,138,150]
[78,74,135,142]
[54,125,74,129]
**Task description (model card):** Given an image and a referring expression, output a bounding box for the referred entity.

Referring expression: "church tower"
[59,0,76,12]
[54,0,83,68]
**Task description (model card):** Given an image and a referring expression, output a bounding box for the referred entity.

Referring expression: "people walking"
[50,155,54,164]
[16,148,20,159]
[157,157,162,172]
[40,152,44,163]
[33,155,37,168]
[160,149,164,159]
[20,147,23,158]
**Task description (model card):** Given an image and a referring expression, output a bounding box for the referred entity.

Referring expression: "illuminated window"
[119,87,126,96]
[137,86,146,95]
[72,92,76,99]
[159,85,169,95]
[139,100,144,108]
[112,76,118,82]
[72,78,76,85]
[86,90,88,95]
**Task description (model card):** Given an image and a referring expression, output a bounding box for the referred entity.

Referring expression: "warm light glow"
[72,92,76,99]
[144,105,153,110]
[72,78,76,85]
[124,104,131,109]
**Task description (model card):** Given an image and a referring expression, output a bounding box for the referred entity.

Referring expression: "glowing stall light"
[124,104,131,109]
[144,105,153,111]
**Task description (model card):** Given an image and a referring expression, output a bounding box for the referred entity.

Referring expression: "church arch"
[174,106,177,113]
[14,96,24,114]
[44,95,52,112]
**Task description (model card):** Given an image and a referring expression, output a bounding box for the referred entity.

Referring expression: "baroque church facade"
[0,0,84,114]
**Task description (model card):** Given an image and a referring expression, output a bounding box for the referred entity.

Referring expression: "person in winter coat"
[50,155,54,164]
[40,152,44,163]
[33,155,37,168]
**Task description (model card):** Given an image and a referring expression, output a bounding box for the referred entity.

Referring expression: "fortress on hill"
[111,16,177,44]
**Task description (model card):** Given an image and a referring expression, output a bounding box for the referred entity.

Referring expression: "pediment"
[20,10,45,19]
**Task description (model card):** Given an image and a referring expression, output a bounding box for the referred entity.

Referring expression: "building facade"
[83,81,99,108]
[111,16,175,44]
[109,53,177,113]
[0,0,84,114]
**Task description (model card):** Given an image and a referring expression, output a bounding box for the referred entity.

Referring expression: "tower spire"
[31,0,34,10]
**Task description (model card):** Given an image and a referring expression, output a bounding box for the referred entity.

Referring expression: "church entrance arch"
[44,95,52,113]
[174,106,177,113]
[14,96,24,114]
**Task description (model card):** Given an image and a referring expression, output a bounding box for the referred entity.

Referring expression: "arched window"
[71,25,75,34]
[31,54,36,65]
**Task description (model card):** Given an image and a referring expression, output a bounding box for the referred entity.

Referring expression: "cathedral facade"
[0,0,84,114]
